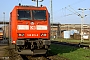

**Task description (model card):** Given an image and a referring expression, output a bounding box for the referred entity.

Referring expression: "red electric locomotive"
[10,4,51,55]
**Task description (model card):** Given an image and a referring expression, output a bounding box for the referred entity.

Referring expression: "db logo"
[30,26,36,30]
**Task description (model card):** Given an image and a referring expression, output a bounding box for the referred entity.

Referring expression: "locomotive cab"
[10,5,51,55]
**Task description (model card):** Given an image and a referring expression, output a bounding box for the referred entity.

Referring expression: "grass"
[50,44,90,60]
[55,38,90,43]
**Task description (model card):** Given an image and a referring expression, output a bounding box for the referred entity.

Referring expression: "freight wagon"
[0,30,3,40]
[2,25,9,39]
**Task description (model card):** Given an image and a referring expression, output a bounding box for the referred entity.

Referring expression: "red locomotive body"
[10,5,51,55]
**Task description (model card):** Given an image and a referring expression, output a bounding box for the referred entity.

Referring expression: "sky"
[0,0,90,24]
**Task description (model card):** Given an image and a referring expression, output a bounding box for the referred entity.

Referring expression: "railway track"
[51,41,90,48]
[20,54,69,60]
[7,44,52,60]
[8,40,87,60]
[20,55,51,60]
[0,40,89,60]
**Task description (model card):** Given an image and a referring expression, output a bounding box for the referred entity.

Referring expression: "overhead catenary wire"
[69,5,81,16]
[54,6,81,19]
[54,0,86,14]
[54,0,89,21]
[65,6,80,16]
[54,6,84,21]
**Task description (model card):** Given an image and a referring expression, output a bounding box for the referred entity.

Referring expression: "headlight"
[40,33,47,37]
[18,34,22,36]
[18,33,25,37]
[43,34,46,36]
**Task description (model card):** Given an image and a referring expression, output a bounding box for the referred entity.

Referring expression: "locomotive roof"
[14,5,47,9]
[11,5,48,13]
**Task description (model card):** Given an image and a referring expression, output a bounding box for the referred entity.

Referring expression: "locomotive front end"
[10,5,51,55]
